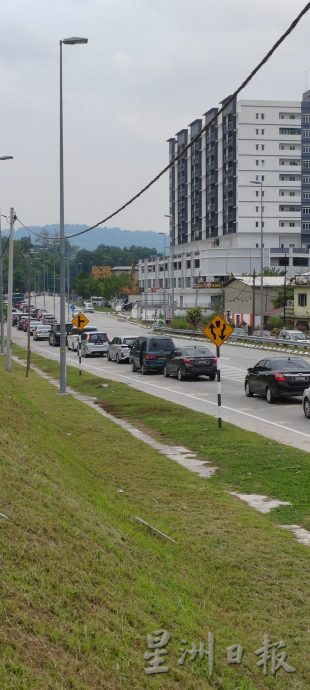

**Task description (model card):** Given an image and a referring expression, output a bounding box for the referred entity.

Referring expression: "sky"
[0,0,310,237]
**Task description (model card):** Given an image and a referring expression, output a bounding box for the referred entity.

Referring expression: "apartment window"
[256,206,259,212]
[255,223,259,228]
[261,113,265,120]
[289,146,296,150]
[261,129,265,135]
[256,113,259,119]
[298,293,307,307]
[289,191,296,196]
[280,222,284,227]
[261,144,265,151]
[256,191,259,197]
[289,222,295,227]
[256,144,259,150]
[303,222,310,229]
[261,176,264,181]
[303,130,310,138]
[303,114,310,122]
[256,128,259,135]
[303,191,310,199]
[194,259,200,268]
[261,160,265,166]
[186,260,191,269]
[304,161,310,169]
[303,176,310,184]
[303,207,310,215]
[256,160,259,166]
[279,127,301,135]
[304,145,310,153]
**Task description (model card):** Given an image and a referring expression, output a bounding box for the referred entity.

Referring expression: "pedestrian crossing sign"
[203,314,234,347]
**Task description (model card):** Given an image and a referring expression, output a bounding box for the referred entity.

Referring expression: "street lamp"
[0,212,9,355]
[59,36,88,395]
[0,157,13,356]
[159,232,168,322]
[250,180,264,336]
[164,214,174,319]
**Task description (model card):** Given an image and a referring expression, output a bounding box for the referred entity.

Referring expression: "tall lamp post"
[0,156,13,355]
[250,180,264,335]
[159,232,167,322]
[0,211,9,355]
[59,36,88,395]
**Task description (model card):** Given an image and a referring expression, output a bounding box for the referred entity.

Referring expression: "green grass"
[13,343,310,532]
[1,349,308,689]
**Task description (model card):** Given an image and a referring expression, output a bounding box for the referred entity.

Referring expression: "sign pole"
[78,333,82,375]
[216,345,222,429]
[202,313,234,430]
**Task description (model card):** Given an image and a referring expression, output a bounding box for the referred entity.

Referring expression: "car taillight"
[145,354,157,360]
[212,358,217,365]
[274,372,286,381]
[183,357,191,364]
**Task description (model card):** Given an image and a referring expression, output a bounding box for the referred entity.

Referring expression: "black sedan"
[164,346,217,381]
[244,357,310,403]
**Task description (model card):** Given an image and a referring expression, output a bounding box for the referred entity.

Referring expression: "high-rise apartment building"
[168,96,302,250]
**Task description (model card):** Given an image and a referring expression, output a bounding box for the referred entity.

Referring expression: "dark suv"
[130,335,175,374]
[49,323,73,346]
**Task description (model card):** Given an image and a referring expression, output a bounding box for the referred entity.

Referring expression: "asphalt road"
[11,297,310,452]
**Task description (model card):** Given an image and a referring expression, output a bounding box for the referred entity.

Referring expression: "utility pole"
[6,207,16,372]
[283,254,287,329]
[252,269,256,333]
[26,236,32,377]
[0,213,5,355]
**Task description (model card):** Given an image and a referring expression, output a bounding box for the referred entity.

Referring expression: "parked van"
[91,296,104,307]
[130,335,175,374]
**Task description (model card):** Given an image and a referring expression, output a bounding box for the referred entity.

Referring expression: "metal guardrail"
[152,326,310,350]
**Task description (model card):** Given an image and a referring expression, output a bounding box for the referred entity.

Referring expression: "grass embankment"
[1,355,309,690]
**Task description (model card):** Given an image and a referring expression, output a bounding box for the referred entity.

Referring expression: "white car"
[67,326,97,351]
[33,324,51,340]
[107,336,137,363]
[81,331,109,357]
[278,330,310,345]
[84,301,94,313]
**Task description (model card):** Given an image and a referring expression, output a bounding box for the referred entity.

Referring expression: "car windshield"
[123,338,136,346]
[272,358,310,370]
[149,338,174,352]
[89,334,107,343]
[291,333,308,340]
[182,347,213,357]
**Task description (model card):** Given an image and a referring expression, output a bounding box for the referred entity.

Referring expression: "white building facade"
[138,95,310,318]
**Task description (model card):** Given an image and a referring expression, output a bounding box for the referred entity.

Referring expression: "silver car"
[67,326,97,351]
[107,335,136,363]
[81,331,109,357]
[33,324,51,340]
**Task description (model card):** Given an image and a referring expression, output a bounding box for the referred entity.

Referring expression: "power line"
[17,2,310,243]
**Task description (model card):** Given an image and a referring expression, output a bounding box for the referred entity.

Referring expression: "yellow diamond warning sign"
[71,312,90,330]
[203,314,234,347]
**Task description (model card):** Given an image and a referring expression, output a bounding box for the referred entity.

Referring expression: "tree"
[186,307,202,330]
[272,285,294,308]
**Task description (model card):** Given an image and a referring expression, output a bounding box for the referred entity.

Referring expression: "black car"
[244,356,310,403]
[164,346,217,381]
[49,323,73,346]
[130,335,175,374]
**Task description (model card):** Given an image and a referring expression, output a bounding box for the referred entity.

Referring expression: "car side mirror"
[247,367,253,373]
